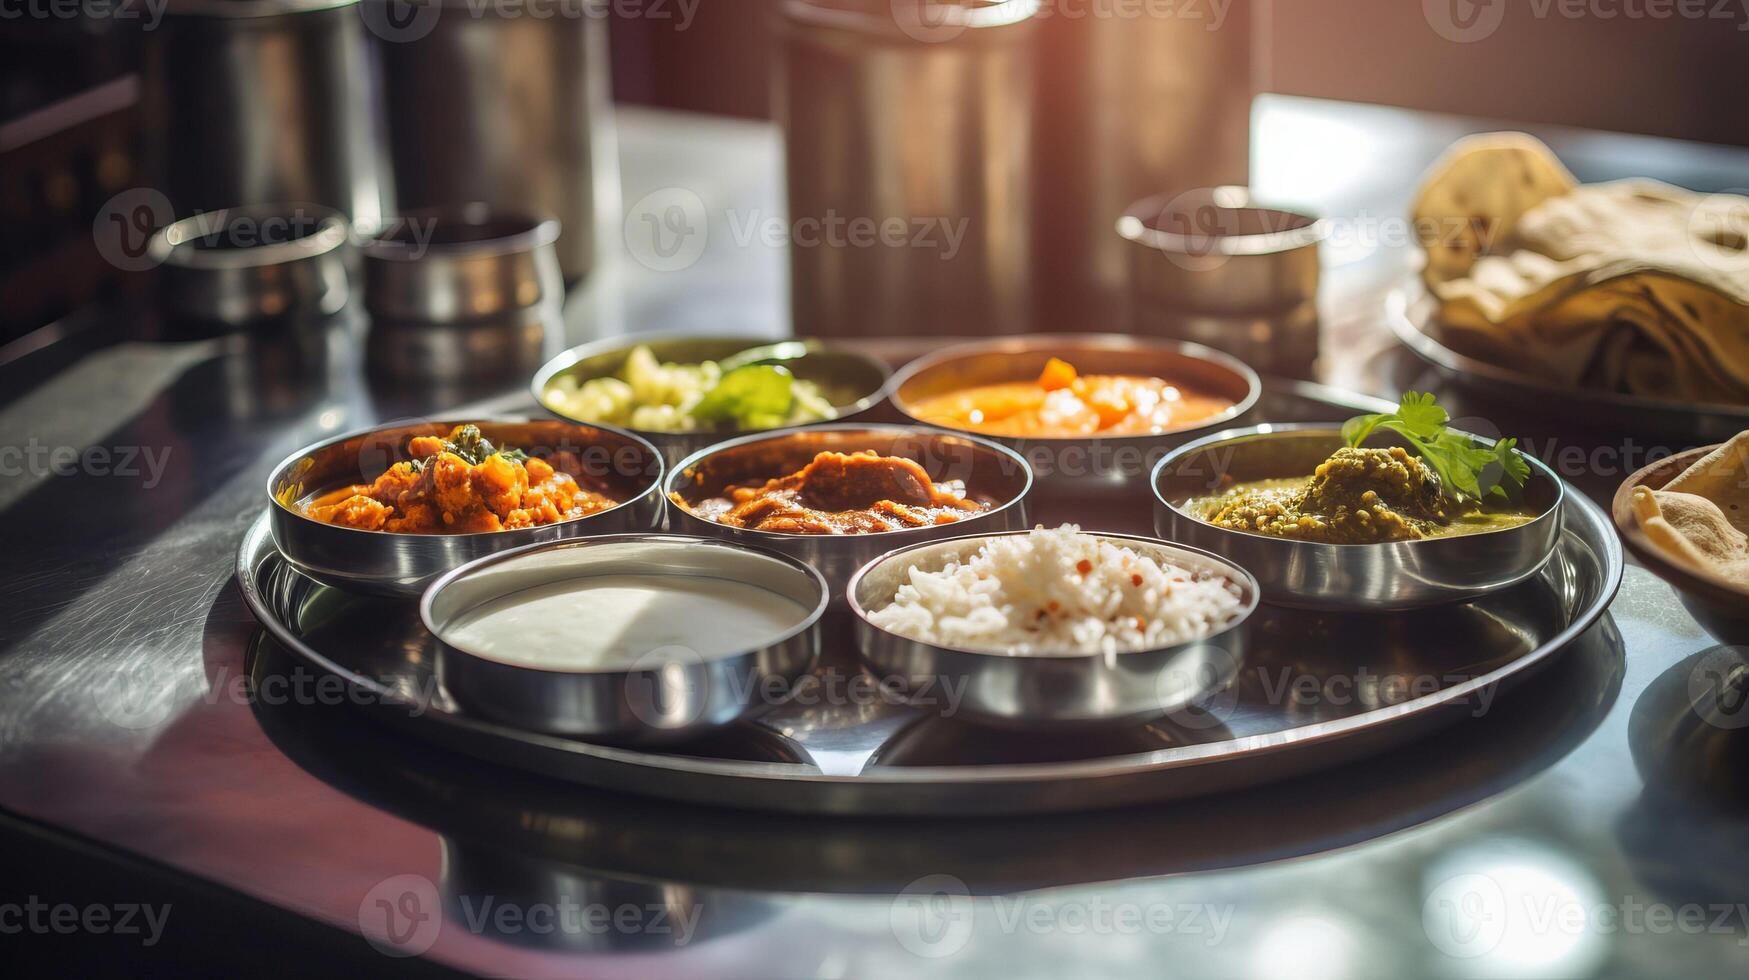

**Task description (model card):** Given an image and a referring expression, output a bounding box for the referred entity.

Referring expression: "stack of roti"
[1412,133,1749,403]
[1631,432,1749,589]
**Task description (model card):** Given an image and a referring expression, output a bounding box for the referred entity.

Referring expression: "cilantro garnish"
[1342,392,1530,504]
[410,424,527,472]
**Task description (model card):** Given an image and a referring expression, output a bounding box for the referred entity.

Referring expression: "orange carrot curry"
[907,357,1234,438]
[302,425,619,534]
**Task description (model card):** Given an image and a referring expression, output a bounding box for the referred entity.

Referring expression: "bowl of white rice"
[848,525,1258,726]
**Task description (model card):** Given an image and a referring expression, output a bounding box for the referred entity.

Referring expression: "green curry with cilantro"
[1181,394,1538,544]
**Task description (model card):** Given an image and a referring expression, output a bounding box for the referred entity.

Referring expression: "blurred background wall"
[3,0,1747,343]
[604,0,1749,146]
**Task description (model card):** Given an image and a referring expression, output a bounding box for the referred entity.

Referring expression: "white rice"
[865,525,1244,656]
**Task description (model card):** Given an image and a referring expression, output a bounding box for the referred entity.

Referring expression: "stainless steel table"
[3,99,1748,978]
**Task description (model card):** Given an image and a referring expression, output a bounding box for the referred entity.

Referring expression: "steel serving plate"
[1386,283,1749,441]
[236,475,1621,816]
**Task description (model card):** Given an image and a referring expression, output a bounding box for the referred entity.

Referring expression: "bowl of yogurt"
[421,534,827,742]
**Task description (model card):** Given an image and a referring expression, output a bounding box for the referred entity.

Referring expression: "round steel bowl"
[1152,424,1565,611]
[532,335,892,466]
[1115,186,1326,317]
[848,530,1258,727]
[268,418,664,597]
[665,424,1033,595]
[150,203,352,328]
[422,534,827,743]
[1613,445,1749,645]
[361,206,563,324]
[887,333,1260,493]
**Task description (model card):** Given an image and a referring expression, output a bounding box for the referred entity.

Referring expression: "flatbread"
[1419,161,1749,402]
[1412,132,1577,284]
[1632,434,1749,590]
[1664,431,1749,534]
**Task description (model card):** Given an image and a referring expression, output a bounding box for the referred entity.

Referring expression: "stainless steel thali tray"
[1386,283,1749,441]
[235,481,1622,818]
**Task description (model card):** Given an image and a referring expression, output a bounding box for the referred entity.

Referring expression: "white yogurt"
[440,573,811,671]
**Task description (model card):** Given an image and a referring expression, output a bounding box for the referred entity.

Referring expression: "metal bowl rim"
[418,532,831,676]
[266,415,666,542]
[360,209,561,261]
[663,422,1035,543]
[1115,187,1330,257]
[845,528,1261,661]
[149,204,350,270]
[531,332,893,436]
[1149,421,1566,548]
[885,332,1262,444]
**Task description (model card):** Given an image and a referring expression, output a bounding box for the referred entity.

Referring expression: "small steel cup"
[150,204,351,328]
[1119,186,1326,377]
